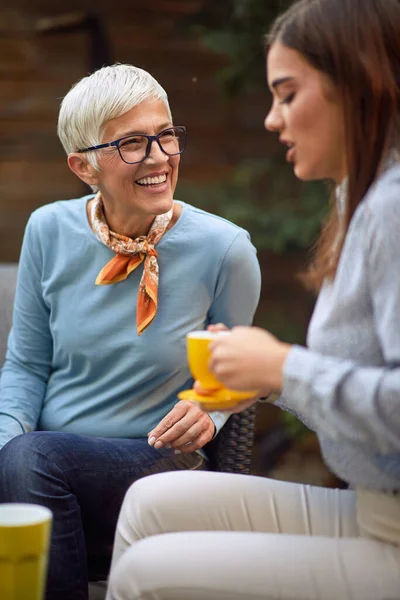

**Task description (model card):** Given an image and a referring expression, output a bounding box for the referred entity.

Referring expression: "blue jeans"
[0,432,205,600]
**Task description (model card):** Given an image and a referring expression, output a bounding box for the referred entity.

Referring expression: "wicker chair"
[204,404,256,473]
[0,263,256,598]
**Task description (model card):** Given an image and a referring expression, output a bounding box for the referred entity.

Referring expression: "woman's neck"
[87,198,182,239]
[103,208,155,239]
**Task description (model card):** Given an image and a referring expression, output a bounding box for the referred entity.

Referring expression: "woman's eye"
[120,136,143,147]
[160,130,174,139]
[280,92,295,105]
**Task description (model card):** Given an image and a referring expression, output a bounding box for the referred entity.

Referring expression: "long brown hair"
[267,0,400,290]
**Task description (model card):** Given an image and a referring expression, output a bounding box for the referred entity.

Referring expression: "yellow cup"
[0,503,53,600]
[187,331,223,390]
[186,331,256,400]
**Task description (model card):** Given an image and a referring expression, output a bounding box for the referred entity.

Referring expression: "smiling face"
[89,98,180,226]
[265,42,346,184]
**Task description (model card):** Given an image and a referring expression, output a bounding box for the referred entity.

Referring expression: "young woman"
[106,1,400,598]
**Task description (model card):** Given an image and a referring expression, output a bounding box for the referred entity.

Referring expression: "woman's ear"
[67,153,100,187]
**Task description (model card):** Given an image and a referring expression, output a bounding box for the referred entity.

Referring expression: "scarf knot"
[133,239,158,258]
[91,192,172,335]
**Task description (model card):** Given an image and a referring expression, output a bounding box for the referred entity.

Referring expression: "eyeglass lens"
[118,127,185,163]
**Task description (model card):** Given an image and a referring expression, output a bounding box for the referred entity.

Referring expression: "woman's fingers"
[193,380,220,396]
[209,326,290,391]
[207,322,229,333]
[147,401,214,451]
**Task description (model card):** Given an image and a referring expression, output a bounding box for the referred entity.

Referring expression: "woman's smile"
[135,170,169,193]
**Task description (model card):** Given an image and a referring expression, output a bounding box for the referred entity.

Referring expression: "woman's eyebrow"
[270,76,295,91]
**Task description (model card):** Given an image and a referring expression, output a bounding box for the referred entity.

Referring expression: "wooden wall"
[0,0,275,261]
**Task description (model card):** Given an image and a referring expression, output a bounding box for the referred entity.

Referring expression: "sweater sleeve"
[207,230,261,434]
[0,213,53,449]
[208,230,261,327]
[281,189,400,455]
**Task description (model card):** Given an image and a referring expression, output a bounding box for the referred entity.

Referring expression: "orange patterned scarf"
[91,193,173,336]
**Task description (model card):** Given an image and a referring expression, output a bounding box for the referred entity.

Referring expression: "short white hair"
[57,63,172,170]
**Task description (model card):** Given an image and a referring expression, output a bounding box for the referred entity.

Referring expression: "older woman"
[0,64,261,600]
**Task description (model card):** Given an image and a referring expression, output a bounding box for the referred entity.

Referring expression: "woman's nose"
[264,104,283,132]
[145,139,169,163]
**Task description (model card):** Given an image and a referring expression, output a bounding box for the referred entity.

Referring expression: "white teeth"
[137,174,167,185]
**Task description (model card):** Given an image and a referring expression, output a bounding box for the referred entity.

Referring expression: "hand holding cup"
[178,329,258,410]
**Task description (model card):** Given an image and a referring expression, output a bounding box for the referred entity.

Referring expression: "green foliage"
[280,409,310,440]
[189,0,293,95]
[180,0,329,253]
[256,306,309,345]
[177,157,328,253]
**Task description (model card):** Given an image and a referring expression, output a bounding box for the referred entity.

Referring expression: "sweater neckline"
[81,195,188,247]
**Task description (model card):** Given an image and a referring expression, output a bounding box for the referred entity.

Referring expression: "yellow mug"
[186,331,256,400]
[0,503,53,600]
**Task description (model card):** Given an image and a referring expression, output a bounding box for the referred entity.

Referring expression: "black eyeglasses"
[77,126,187,165]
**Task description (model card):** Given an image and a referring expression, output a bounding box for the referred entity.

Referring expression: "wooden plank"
[0,9,31,34]
[98,0,204,14]
[0,160,82,199]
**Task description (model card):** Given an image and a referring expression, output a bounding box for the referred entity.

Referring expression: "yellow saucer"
[178,388,253,410]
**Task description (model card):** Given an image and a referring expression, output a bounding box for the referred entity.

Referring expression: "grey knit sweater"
[281,158,400,491]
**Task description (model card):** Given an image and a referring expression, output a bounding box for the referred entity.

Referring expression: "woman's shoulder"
[28,194,93,231]
[361,160,400,257]
[365,158,400,221]
[177,201,250,241]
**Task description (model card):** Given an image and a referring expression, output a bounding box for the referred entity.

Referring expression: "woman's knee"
[119,472,180,537]
[0,432,65,497]
[124,469,218,505]
[107,538,164,600]
[122,470,208,521]
[107,545,140,600]
[118,470,223,543]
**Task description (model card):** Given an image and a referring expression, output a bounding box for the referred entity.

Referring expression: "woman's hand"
[147,401,215,453]
[209,326,291,392]
[207,322,229,333]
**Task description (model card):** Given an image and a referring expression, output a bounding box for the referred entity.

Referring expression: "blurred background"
[0,0,341,487]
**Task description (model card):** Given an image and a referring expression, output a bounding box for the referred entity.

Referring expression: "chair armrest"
[204,404,256,474]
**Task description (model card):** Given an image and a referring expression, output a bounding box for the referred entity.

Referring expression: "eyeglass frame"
[76,126,187,165]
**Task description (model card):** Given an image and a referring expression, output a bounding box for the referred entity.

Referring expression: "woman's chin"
[151,195,175,214]
[293,163,319,182]
[137,187,174,208]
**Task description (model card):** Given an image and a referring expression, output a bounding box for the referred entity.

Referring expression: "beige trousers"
[106,471,400,600]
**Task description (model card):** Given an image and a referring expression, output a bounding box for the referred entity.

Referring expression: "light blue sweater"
[282,159,400,491]
[0,196,261,449]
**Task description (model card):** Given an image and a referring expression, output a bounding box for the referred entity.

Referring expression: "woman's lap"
[107,470,400,600]
[111,470,358,555]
